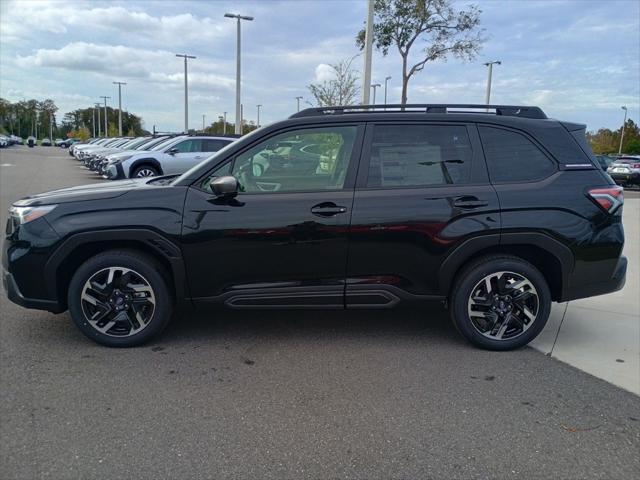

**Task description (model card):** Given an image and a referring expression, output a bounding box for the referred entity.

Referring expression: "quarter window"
[366,124,473,187]
[479,126,555,183]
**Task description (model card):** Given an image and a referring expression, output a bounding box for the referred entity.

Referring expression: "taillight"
[588,186,624,213]
[633,163,640,168]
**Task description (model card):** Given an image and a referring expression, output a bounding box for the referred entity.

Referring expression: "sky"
[1,0,638,133]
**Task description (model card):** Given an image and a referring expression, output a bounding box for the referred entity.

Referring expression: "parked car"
[83,137,155,170]
[104,135,234,179]
[54,138,65,146]
[26,136,36,147]
[10,135,24,145]
[0,135,8,147]
[595,155,614,171]
[94,136,174,175]
[59,138,77,148]
[73,138,129,160]
[607,156,640,187]
[41,138,52,147]
[3,104,627,349]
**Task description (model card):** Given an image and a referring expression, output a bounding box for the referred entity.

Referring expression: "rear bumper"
[561,256,627,302]
[3,267,63,313]
[610,171,640,185]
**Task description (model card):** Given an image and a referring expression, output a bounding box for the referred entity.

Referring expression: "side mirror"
[168,147,179,155]
[210,175,239,198]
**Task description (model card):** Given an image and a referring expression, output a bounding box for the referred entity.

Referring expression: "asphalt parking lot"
[1,146,639,480]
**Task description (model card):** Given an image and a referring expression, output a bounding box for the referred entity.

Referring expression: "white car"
[104,135,235,179]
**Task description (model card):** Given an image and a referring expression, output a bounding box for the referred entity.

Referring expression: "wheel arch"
[45,229,187,311]
[128,158,163,178]
[439,233,573,302]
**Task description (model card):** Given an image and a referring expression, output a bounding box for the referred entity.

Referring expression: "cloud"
[314,64,335,82]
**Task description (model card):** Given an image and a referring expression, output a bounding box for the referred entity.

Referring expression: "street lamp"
[384,76,392,104]
[619,106,628,155]
[99,96,110,137]
[295,96,303,112]
[95,103,101,137]
[113,81,126,136]
[223,111,227,135]
[175,53,196,133]
[202,114,206,132]
[225,13,254,135]
[371,83,381,104]
[483,60,501,105]
[256,104,262,127]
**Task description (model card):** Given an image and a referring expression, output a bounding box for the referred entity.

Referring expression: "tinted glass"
[203,126,357,193]
[202,139,231,152]
[172,139,202,153]
[479,126,555,183]
[367,124,472,187]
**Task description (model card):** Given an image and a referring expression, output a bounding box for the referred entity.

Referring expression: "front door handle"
[453,196,488,209]
[311,202,347,217]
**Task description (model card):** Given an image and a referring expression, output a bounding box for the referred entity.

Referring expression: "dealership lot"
[1,146,639,479]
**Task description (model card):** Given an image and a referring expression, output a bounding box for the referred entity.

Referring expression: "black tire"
[67,250,173,347]
[132,165,159,178]
[450,254,551,351]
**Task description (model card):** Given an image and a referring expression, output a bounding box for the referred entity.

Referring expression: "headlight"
[9,205,57,225]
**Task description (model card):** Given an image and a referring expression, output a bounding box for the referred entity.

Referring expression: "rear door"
[346,121,501,306]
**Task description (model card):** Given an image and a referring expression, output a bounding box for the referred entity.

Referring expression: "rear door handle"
[453,196,488,209]
[311,202,347,217]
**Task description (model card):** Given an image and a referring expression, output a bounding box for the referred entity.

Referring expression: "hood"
[13,178,153,207]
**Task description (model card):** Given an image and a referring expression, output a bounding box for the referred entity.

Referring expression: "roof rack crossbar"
[290,104,547,120]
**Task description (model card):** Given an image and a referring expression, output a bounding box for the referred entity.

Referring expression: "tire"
[67,250,173,347]
[132,165,159,178]
[449,254,551,351]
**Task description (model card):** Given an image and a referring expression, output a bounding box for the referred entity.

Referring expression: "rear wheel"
[450,255,551,351]
[67,250,173,347]
[132,165,159,178]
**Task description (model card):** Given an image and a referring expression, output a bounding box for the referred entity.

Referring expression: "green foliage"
[204,119,256,136]
[356,0,485,104]
[587,119,640,155]
[307,56,360,107]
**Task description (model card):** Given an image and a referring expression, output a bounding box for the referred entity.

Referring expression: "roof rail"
[290,104,547,120]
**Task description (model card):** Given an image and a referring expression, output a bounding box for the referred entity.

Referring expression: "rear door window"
[479,126,556,183]
[366,124,473,187]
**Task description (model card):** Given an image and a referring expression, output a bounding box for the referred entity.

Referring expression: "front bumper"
[105,163,125,180]
[2,267,63,313]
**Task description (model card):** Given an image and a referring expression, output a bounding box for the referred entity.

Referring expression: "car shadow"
[158,303,466,347]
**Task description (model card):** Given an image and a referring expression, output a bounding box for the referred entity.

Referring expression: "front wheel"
[450,255,551,351]
[132,165,159,178]
[67,250,173,347]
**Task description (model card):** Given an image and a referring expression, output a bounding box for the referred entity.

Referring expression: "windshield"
[139,136,171,150]
[151,136,186,151]
[120,137,150,150]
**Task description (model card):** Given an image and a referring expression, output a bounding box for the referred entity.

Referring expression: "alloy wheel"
[467,271,539,341]
[136,169,156,177]
[80,266,156,337]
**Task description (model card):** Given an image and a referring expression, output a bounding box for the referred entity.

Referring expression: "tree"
[356,0,484,104]
[587,119,640,155]
[307,56,360,107]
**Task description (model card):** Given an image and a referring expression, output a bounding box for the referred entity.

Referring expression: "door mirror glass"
[210,175,239,198]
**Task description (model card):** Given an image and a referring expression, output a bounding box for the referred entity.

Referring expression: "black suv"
[2,104,626,349]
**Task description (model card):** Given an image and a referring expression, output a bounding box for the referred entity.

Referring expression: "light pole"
[225,13,254,135]
[112,81,126,136]
[218,116,224,134]
[202,114,206,132]
[361,0,374,104]
[483,60,501,105]
[223,111,227,135]
[175,54,196,133]
[92,106,96,137]
[295,96,303,112]
[99,96,110,137]
[619,106,628,155]
[256,104,261,127]
[371,83,381,105]
[384,76,392,104]
[95,103,101,137]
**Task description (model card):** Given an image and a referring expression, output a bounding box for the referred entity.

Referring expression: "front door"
[181,124,364,308]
